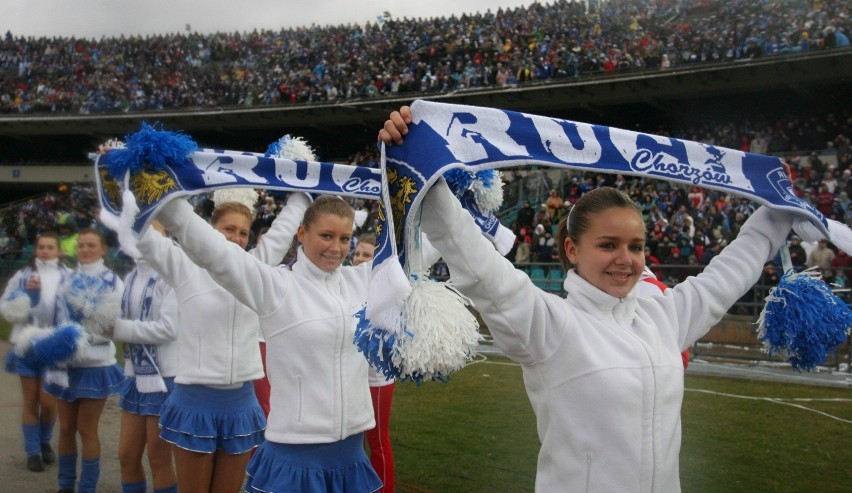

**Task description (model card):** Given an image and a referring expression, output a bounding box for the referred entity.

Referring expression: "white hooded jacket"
[421,180,791,493]
[137,196,305,386]
[156,197,375,443]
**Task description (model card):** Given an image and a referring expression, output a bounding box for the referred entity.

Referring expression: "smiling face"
[297,212,353,272]
[76,231,108,265]
[213,211,251,249]
[563,206,646,298]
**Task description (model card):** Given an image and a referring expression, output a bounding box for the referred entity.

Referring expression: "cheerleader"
[152,194,382,492]
[1,231,70,473]
[44,227,126,493]
[352,233,396,493]
[135,190,304,493]
[380,107,795,492]
[112,220,179,493]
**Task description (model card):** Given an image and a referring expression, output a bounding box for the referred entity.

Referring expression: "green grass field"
[2,320,850,492]
[391,355,852,493]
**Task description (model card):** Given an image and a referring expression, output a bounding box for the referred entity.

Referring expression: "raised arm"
[420,179,568,364]
[113,281,178,345]
[250,193,311,265]
[666,206,792,349]
[153,196,307,316]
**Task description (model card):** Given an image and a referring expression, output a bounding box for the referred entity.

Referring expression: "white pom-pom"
[213,188,259,213]
[12,325,48,356]
[64,274,121,335]
[393,278,483,380]
[354,209,369,229]
[85,289,121,337]
[471,170,504,213]
[268,135,317,161]
[45,369,70,388]
[1,290,32,324]
[365,258,412,333]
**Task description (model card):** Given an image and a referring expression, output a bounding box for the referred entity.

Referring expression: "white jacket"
[1,259,71,340]
[421,181,791,493]
[137,196,305,386]
[113,259,179,379]
[157,198,375,444]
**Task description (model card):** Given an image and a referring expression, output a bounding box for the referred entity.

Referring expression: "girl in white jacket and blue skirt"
[44,227,126,493]
[1,231,70,473]
[112,220,179,493]
[135,192,304,493]
[152,194,382,493]
[380,107,795,493]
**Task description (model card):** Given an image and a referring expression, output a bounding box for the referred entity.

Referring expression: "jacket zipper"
[585,453,592,493]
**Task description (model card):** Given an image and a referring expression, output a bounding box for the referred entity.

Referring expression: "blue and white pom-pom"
[443,168,504,213]
[103,122,198,180]
[13,323,88,369]
[265,134,317,161]
[1,289,33,324]
[63,274,121,336]
[355,276,482,383]
[756,266,852,371]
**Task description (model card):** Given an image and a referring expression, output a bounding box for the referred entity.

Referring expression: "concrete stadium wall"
[0,165,92,184]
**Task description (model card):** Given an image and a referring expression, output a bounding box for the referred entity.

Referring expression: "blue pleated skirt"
[119,376,176,416]
[245,433,382,493]
[158,382,266,454]
[43,364,126,401]
[4,349,41,377]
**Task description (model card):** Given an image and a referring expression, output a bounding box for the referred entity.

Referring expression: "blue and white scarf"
[122,268,167,393]
[92,104,852,378]
[372,100,852,374]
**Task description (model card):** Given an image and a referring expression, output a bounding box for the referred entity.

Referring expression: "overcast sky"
[5,0,538,39]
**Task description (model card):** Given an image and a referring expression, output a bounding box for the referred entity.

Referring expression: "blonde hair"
[211,202,253,226]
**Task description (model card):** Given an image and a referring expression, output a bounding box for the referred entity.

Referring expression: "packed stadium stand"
[1,0,850,306]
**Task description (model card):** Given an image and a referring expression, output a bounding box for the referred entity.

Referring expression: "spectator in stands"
[787,235,809,271]
[807,238,836,270]
[516,200,535,231]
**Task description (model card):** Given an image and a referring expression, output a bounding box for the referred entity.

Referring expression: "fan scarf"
[92,101,852,377]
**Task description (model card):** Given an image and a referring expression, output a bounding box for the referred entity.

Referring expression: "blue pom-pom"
[104,122,198,179]
[29,323,85,368]
[443,169,475,195]
[354,307,401,380]
[757,271,852,371]
[353,307,451,384]
[474,169,497,188]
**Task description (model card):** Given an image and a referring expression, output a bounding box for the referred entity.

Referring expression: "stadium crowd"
[1,0,849,114]
[2,108,850,294]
